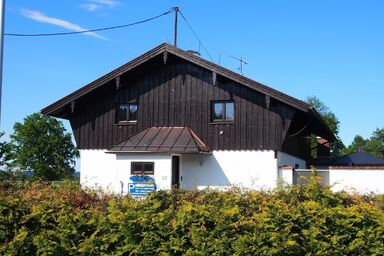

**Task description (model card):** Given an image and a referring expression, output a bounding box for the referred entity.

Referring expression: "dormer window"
[116,103,138,123]
[211,101,234,122]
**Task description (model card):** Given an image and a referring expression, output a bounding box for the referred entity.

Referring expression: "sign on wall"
[128,182,156,195]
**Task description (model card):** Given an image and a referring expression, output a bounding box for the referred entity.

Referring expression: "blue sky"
[3,0,384,146]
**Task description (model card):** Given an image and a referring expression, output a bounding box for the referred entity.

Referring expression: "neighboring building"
[280,151,384,194]
[316,151,384,193]
[42,43,335,194]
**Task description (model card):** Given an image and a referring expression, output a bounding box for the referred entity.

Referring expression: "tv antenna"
[230,55,248,75]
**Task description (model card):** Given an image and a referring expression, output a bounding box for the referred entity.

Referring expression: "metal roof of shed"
[107,127,211,154]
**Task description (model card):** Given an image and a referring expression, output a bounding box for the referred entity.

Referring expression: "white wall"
[80,150,172,194]
[181,150,278,190]
[278,168,294,185]
[277,151,306,169]
[330,169,384,194]
[80,150,117,193]
[115,154,172,192]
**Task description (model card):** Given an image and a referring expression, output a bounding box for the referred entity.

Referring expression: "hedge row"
[1,178,384,255]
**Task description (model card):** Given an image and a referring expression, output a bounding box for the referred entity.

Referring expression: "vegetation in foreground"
[1,178,384,255]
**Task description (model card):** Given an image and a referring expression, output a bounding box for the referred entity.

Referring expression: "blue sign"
[130,176,155,182]
[128,183,156,195]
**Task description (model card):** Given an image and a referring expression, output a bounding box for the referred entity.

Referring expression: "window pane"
[131,162,142,174]
[213,103,224,120]
[129,104,138,121]
[143,162,154,175]
[225,102,234,120]
[117,104,128,122]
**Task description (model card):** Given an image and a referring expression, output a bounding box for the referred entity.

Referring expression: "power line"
[6,7,215,64]
[178,10,214,62]
[5,8,174,37]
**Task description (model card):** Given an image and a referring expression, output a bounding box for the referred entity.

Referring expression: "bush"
[1,179,384,255]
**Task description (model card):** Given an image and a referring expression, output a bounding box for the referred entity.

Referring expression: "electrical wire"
[6,7,215,63]
[178,10,214,62]
[5,8,174,37]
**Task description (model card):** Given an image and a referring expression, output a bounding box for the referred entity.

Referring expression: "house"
[42,43,335,195]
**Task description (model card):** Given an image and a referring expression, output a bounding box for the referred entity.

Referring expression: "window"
[211,101,234,122]
[131,162,154,175]
[116,103,138,123]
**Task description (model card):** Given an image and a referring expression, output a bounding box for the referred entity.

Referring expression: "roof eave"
[308,107,337,142]
[106,150,212,154]
[41,43,170,117]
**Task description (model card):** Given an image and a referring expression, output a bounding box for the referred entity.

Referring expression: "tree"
[10,113,79,180]
[342,128,384,158]
[0,132,13,169]
[306,96,340,135]
[305,96,344,156]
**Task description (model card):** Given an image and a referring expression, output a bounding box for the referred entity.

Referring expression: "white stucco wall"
[330,169,384,194]
[80,150,173,194]
[278,168,294,185]
[277,151,306,169]
[115,154,172,192]
[80,150,117,193]
[181,150,278,190]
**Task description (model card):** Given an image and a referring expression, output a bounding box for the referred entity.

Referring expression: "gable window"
[211,101,234,122]
[116,103,137,123]
[131,162,154,175]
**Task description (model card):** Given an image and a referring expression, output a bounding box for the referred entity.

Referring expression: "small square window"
[131,162,154,175]
[116,103,138,123]
[211,101,235,122]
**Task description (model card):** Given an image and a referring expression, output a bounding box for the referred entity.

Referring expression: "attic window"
[116,103,137,123]
[211,101,234,122]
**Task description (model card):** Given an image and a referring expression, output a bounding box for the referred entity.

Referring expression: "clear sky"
[3,0,384,146]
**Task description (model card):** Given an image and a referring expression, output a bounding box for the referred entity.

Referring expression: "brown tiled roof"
[107,127,211,154]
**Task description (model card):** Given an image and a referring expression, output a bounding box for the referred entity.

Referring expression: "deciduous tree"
[305,96,344,156]
[342,128,384,158]
[10,113,79,180]
[0,132,13,170]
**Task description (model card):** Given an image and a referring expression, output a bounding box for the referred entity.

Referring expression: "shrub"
[1,179,384,255]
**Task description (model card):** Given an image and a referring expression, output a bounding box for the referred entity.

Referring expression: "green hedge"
[1,178,384,255]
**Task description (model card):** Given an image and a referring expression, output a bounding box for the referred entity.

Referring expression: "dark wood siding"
[69,58,297,151]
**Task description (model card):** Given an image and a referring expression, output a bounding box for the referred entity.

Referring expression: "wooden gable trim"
[212,71,217,85]
[163,50,168,65]
[70,101,75,113]
[115,76,121,90]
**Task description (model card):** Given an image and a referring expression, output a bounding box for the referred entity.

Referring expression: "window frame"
[116,103,138,124]
[211,100,235,123]
[131,161,154,175]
